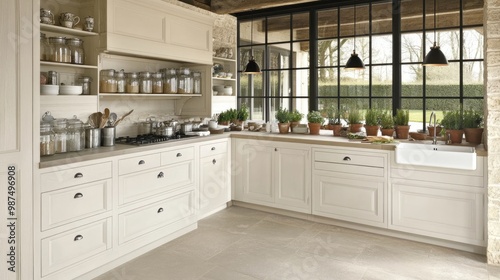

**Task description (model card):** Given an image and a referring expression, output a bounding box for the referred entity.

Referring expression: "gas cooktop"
[115,134,199,145]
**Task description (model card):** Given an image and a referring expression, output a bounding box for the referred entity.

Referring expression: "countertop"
[39,130,487,168]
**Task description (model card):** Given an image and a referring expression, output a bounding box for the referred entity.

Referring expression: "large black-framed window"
[236,0,484,130]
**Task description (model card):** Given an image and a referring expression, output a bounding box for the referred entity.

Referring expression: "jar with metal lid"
[77,76,92,95]
[177,68,193,94]
[66,38,85,64]
[193,71,201,94]
[51,119,68,153]
[163,68,178,94]
[48,36,71,63]
[67,117,85,151]
[100,69,117,93]
[126,72,140,93]
[152,72,163,94]
[40,122,55,156]
[139,71,152,93]
[40,33,51,61]
[116,70,126,93]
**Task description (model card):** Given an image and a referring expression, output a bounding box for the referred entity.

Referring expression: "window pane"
[425,62,460,97]
[339,98,369,112]
[401,0,423,32]
[239,74,264,97]
[239,46,265,72]
[401,33,424,63]
[372,66,393,97]
[372,2,393,35]
[268,15,290,43]
[464,61,483,97]
[464,28,484,60]
[340,37,369,66]
[372,35,392,64]
[340,68,369,97]
[269,70,290,97]
[372,98,393,110]
[239,98,265,121]
[401,99,424,131]
[293,98,309,122]
[318,98,339,114]
[318,68,338,97]
[295,69,310,98]
[463,0,483,26]
[463,99,484,112]
[239,20,251,47]
[318,8,338,39]
[402,64,423,91]
[318,39,339,67]
[426,30,460,61]
[293,43,310,68]
[268,44,290,69]
[293,12,309,41]
[271,98,291,121]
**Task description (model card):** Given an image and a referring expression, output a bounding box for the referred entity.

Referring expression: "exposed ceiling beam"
[210,0,320,14]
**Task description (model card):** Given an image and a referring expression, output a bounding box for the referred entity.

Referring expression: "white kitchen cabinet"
[312,148,388,228]
[233,139,311,213]
[199,140,230,218]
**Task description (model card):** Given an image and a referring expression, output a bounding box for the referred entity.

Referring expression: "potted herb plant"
[380,111,395,137]
[440,110,464,144]
[463,109,483,145]
[323,104,343,136]
[217,110,231,126]
[236,104,249,124]
[364,108,381,136]
[394,109,410,139]
[307,110,324,135]
[345,108,363,133]
[275,107,291,134]
[289,109,304,132]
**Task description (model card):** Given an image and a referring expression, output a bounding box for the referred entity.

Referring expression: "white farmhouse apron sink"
[395,142,476,170]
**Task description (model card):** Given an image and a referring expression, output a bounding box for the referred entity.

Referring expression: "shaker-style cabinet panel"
[100,0,214,64]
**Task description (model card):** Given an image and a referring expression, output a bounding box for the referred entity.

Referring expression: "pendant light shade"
[423,0,448,66]
[244,16,261,74]
[345,4,365,70]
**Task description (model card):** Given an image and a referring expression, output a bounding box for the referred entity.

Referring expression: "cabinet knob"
[212,159,217,165]
[138,160,146,165]
[74,193,84,199]
[176,153,182,157]
[157,208,164,213]
[74,235,83,241]
[157,172,164,178]
[211,147,216,151]
[343,156,351,161]
[74,172,83,178]
[275,148,278,152]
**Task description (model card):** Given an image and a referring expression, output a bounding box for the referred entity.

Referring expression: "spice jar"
[152,72,163,94]
[139,71,152,93]
[163,68,178,94]
[177,67,193,94]
[66,38,85,64]
[116,70,126,93]
[126,72,140,93]
[51,119,68,153]
[67,117,85,151]
[40,122,55,156]
[40,33,51,61]
[49,37,71,63]
[100,69,117,93]
[77,76,92,95]
[193,71,201,94]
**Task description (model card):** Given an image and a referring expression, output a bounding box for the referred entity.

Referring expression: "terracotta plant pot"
[395,125,410,139]
[278,122,290,134]
[331,124,343,136]
[364,125,380,136]
[446,129,464,144]
[349,123,363,133]
[381,128,395,137]
[308,123,321,135]
[464,128,484,145]
[427,126,442,137]
[290,121,300,132]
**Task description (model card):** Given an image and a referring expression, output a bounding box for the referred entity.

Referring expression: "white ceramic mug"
[208,120,218,129]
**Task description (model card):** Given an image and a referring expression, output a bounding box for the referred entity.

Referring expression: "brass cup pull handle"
[343,156,351,161]
[138,160,146,165]
[74,172,83,178]
[157,208,164,213]
[74,193,84,199]
[211,147,216,151]
[212,159,216,165]
[157,172,164,178]
[74,235,83,241]
[176,153,182,157]
[275,148,278,152]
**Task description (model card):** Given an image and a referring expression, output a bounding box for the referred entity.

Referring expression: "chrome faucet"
[430,111,437,144]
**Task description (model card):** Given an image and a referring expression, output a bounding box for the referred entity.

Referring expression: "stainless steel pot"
[192,121,202,131]
[138,120,152,135]
[180,122,193,134]
[164,120,180,134]
[156,124,173,136]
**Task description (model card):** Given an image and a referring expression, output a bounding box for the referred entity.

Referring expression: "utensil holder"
[101,126,116,147]
[85,128,101,148]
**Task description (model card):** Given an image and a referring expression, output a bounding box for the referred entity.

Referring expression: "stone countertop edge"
[39,131,487,168]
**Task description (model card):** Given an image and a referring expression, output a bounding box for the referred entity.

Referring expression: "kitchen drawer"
[41,179,112,231]
[161,146,194,165]
[119,153,161,175]
[314,150,385,168]
[119,191,195,244]
[41,218,112,276]
[200,141,228,158]
[40,162,112,192]
[119,161,194,205]
[314,161,385,177]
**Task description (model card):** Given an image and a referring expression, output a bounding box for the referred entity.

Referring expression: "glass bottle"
[51,119,68,153]
[139,71,152,93]
[40,122,55,156]
[100,69,117,93]
[152,72,163,94]
[67,117,85,152]
[126,72,140,93]
[77,76,92,95]
[116,70,126,93]
[40,33,51,61]
[48,36,70,63]
[177,68,192,94]
[193,71,201,94]
[163,68,178,94]
[66,38,85,64]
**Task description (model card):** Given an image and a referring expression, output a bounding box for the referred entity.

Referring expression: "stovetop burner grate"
[115,134,198,145]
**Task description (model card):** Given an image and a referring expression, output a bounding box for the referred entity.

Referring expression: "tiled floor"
[94,206,500,280]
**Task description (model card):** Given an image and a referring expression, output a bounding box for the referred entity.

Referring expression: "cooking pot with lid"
[156,123,174,136]
[180,122,193,134]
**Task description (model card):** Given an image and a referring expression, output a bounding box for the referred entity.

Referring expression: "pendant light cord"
[250,17,254,59]
[433,0,437,44]
[353,5,356,53]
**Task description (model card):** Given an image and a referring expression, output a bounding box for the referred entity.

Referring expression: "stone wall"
[486,0,500,265]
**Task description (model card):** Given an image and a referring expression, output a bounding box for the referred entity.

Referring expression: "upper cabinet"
[99,0,214,65]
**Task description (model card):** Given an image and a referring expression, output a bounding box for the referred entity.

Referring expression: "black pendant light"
[243,16,261,74]
[345,4,365,70]
[423,0,448,66]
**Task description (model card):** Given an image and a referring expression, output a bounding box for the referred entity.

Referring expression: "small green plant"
[380,111,394,129]
[217,110,231,123]
[225,108,238,122]
[307,110,324,124]
[289,109,304,122]
[345,109,363,125]
[394,109,409,126]
[463,109,483,128]
[441,110,463,130]
[364,109,381,126]
[322,104,341,124]
[275,107,291,123]
[237,104,249,121]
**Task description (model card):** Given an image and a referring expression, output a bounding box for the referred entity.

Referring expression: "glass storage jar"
[126,72,140,93]
[48,36,71,63]
[67,118,85,151]
[66,37,85,64]
[139,71,152,93]
[40,33,51,61]
[116,70,126,93]
[193,71,201,94]
[177,67,193,94]
[51,119,68,153]
[77,76,92,95]
[163,68,178,94]
[40,122,55,156]
[152,72,163,94]
[100,69,117,93]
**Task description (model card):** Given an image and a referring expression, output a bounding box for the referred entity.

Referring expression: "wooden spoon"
[89,112,102,128]
[113,109,134,126]
[100,108,110,128]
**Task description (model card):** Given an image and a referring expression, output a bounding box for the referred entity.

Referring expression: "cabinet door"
[274,147,311,213]
[390,180,485,245]
[234,142,274,204]
[199,153,229,218]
